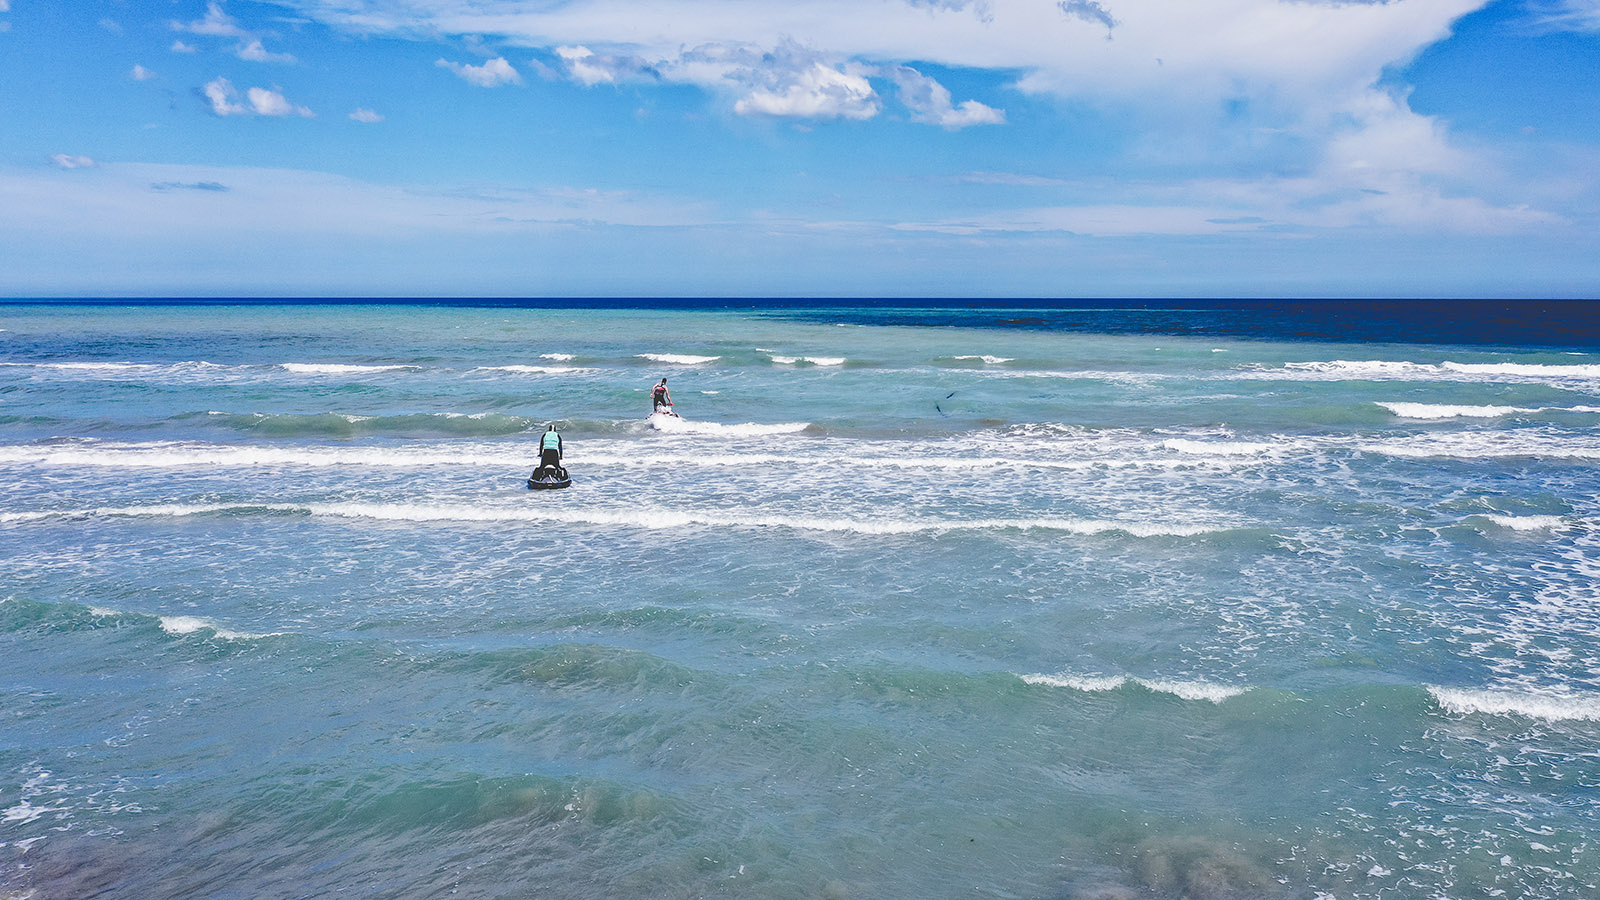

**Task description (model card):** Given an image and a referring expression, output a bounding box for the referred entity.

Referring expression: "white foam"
[1482,515,1567,531]
[32,361,165,373]
[576,450,1238,473]
[279,363,413,375]
[1263,359,1600,384]
[1358,433,1600,461]
[646,415,810,436]
[3,500,1236,538]
[297,503,1233,538]
[1428,686,1600,722]
[954,355,1013,364]
[1377,402,1527,419]
[1441,362,1600,379]
[1020,674,1126,692]
[1020,673,1249,703]
[2,800,63,825]
[637,353,718,365]
[473,365,598,375]
[768,352,844,361]
[0,442,519,469]
[5,361,234,381]
[1139,679,1251,702]
[1162,438,1283,456]
[539,353,575,361]
[158,615,278,640]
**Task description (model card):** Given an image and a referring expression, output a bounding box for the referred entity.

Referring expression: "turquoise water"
[3,302,1600,899]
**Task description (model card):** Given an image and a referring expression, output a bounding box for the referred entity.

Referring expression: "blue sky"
[0,0,1597,297]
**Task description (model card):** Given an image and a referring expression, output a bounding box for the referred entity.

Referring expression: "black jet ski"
[526,465,572,490]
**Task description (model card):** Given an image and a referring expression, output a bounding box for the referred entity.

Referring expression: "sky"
[0,0,1597,298]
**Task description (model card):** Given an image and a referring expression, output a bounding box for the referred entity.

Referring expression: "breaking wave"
[1427,686,1600,722]
[2,501,1237,538]
[1019,673,1251,703]
[637,353,719,365]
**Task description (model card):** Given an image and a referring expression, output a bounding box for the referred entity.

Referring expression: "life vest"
[653,385,667,400]
[540,431,561,451]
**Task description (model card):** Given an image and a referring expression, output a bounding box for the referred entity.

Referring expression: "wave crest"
[1427,686,1600,722]
[1020,673,1250,703]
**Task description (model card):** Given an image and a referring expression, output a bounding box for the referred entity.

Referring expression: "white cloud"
[204,78,313,117]
[211,0,1533,215]
[555,45,613,85]
[0,1,11,13]
[1538,0,1600,30]
[1057,0,1117,35]
[237,38,297,64]
[349,107,384,123]
[99,18,123,34]
[131,64,156,81]
[735,61,879,120]
[263,0,1483,136]
[890,66,1004,128]
[171,40,199,54]
[173,2,247,38]
[436,56,522,86]
[554,45,654,86]
[204,77,248,115]
[51,155,95,169]
[247,86,314,117]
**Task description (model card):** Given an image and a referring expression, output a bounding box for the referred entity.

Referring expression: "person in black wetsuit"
[652,378,672,413]
[538,424,563,476]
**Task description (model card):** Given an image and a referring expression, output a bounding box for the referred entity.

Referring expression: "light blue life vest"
[541,431,561,451]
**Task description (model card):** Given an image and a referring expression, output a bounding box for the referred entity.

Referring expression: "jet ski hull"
[527,467,572,490]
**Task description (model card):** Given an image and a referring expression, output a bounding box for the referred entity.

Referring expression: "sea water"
[2,300,1599,899]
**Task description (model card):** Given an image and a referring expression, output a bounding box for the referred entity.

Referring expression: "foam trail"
[159,615,281,641]
[1019,673,1250,702]
[472,365,600,375]
[305,503,1229,537]
[1428,686,1600,722]
[770,355,846,366]
[0,443,519,469]
[646,416,810,436]
[1,504,256,523]
[1359,433,1600,460]
[1162,438,1287,456]
[4,501,1234,538]
[279,363,416,375]
[954,355,1013,364]
[1377,402,1528,419]
[1481,515,1567,531]
[1257,360,1600,383]
[637,353,718,365]
[1378,402,1600,419]
[577,451,1249,472]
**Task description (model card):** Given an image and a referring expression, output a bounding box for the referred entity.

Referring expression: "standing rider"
[652,378,672,414]
[538,424,563,476]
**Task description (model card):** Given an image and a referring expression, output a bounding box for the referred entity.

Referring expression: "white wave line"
[1019,673,1251,703]
[2,502,1234,537]
[1428,686,1600,722]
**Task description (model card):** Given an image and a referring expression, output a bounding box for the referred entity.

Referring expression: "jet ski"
[526,465,572,490]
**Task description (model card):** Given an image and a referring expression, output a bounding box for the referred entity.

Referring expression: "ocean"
[2,299,1599,900]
